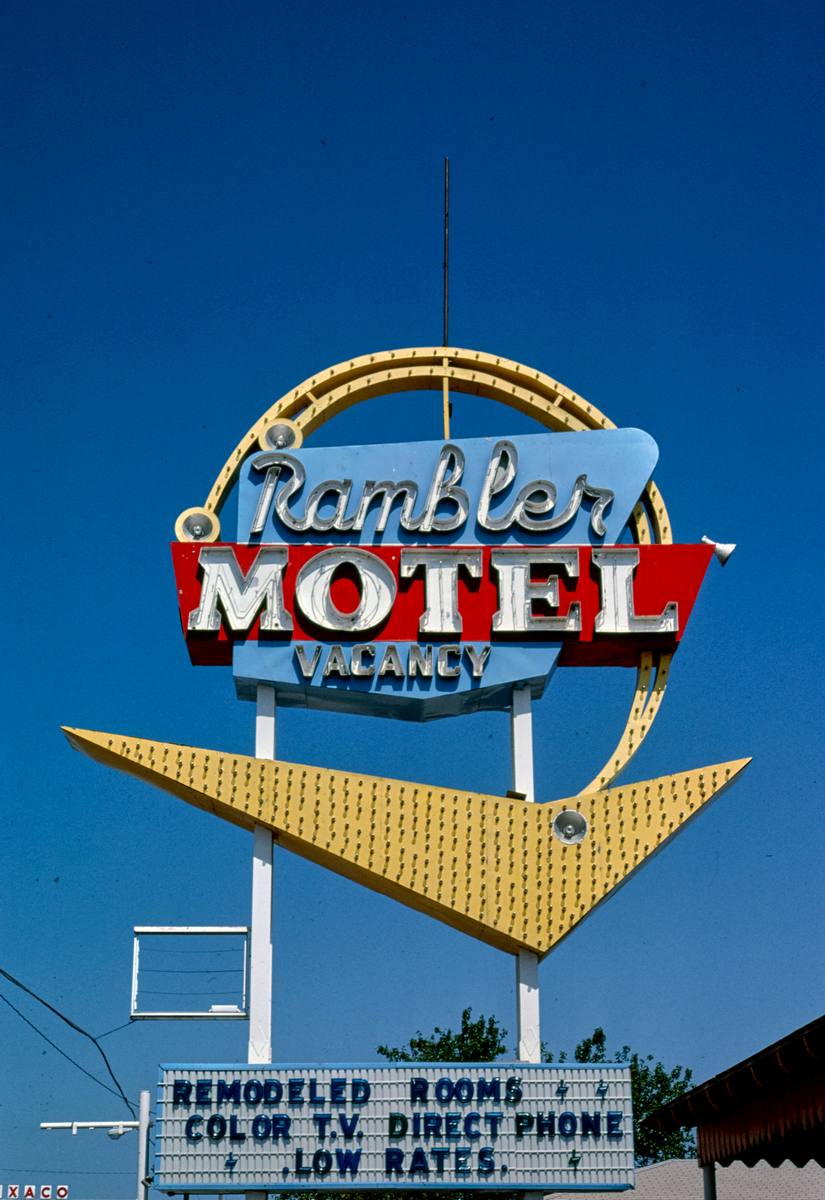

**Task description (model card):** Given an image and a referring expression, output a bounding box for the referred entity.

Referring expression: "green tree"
[546,1026,695,1166]
[377,1007,508,1064]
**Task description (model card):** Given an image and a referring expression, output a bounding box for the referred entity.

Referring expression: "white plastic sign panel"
[155,1063,634,1192]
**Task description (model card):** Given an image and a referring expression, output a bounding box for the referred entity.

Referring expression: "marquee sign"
[172,428,713,717]
[154,1063,634,1192]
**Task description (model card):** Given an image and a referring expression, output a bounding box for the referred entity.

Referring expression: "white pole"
[516,948,541,1062]
[512,684,542,1200]
[136,1090,150,1200]
[247,684,275,1065]
[511,684,541,1064]
[510,684,535,804]
[247,687,276,1200]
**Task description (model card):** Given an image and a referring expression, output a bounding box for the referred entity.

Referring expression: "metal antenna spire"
[441,156,451,439]
[443,156,450,346]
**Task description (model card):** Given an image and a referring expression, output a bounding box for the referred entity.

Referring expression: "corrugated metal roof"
[646,1014,825,1167]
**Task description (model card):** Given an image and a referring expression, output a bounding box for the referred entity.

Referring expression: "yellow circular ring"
[177,346,672,790]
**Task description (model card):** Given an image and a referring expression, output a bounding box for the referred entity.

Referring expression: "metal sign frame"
[130,926,249,1020]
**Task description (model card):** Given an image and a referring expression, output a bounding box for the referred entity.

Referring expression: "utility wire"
[0,994,132,1106]
[0,968,136,1116]
[1,1169,133,1177]
[95,1019,136,1040]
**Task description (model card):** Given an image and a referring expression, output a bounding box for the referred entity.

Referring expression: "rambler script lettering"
[248,440,615,537]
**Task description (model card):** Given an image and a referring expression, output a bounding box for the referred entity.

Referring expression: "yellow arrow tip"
[62,726,102,751]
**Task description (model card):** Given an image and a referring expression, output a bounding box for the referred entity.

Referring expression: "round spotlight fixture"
[174,507,220,543]
[552,809,588,845]
[257,418,303,452]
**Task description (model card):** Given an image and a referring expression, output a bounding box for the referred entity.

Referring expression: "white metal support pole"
[247,687,276,1200]
[516,948,541,1062]
[136,1090,150,1200]
[511,684,541,1064]
[248,684,275,1065]
[512,685,542,1200]
[510,684,535,805]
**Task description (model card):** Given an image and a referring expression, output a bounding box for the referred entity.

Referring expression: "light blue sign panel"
[236,429,658,546]
[232,429,657,716]
[233,641,560,716]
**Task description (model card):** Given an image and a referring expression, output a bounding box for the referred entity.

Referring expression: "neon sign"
[172,428,712,716]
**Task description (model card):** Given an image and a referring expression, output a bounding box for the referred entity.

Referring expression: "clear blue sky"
[2,0,824,1195]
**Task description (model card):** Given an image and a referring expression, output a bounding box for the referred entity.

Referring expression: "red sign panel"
[172,542,713,669]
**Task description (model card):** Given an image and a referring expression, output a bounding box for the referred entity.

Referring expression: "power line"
[0,1168,133,1177]
[0,968,136,1116]
[95,1019,136,1040]
[0,994,132,1106]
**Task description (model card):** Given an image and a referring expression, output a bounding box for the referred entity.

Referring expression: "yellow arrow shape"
[63,726,749,958]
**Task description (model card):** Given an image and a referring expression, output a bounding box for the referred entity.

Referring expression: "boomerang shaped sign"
[63,726,749,958]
